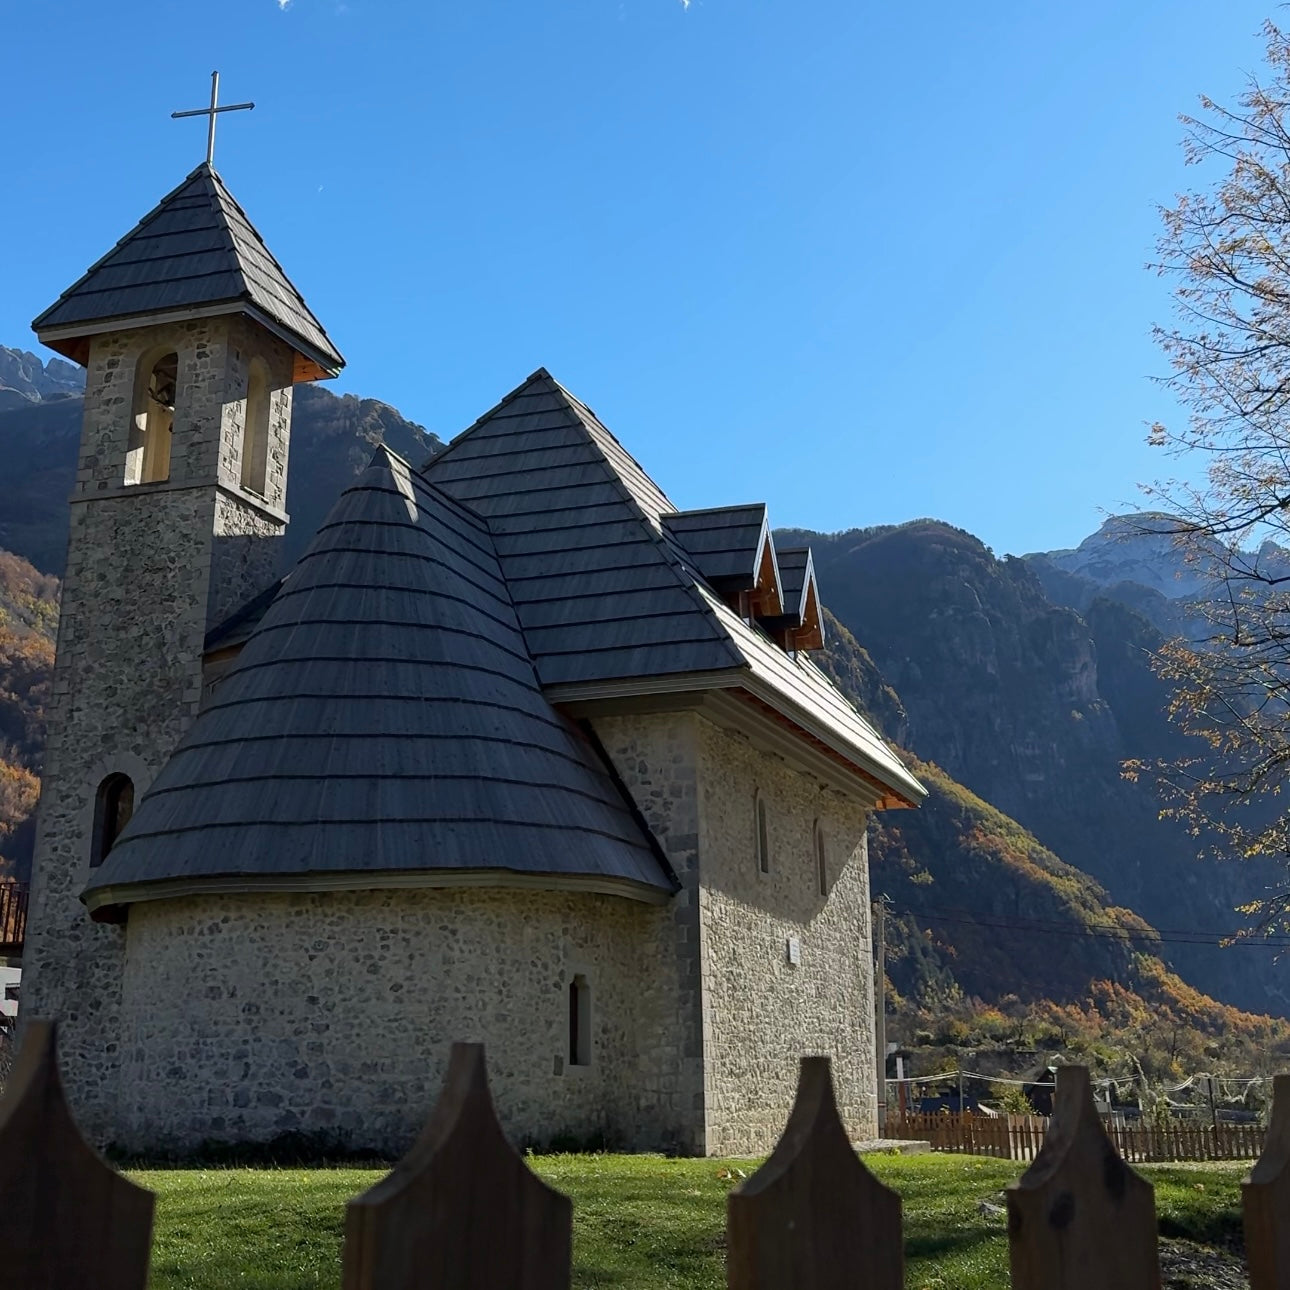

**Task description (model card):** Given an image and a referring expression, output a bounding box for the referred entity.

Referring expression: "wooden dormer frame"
[746,520,784,619]
[758,546,824,653]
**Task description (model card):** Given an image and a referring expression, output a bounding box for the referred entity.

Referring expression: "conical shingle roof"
[33,164,343,377]
[83,446,673,914]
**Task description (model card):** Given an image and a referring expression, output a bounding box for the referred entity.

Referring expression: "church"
[20,155,925,1156]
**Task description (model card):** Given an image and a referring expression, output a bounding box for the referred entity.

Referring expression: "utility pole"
[873,897,887,1133]
[1207,1075,1219,1137]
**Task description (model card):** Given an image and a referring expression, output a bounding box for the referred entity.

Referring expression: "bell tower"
[22,162,344,1137]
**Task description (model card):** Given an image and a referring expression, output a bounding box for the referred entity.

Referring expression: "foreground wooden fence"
[892,1107,1268,1163]
[3,1019,1290,1288]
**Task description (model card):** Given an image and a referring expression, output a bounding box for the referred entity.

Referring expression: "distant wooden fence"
[892,1107,1267,1163]
[5,1021,1290,1289]
[891,1110,1050,1160]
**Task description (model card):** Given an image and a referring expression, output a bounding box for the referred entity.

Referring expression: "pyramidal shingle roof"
[83,446,674,914]
[32,164,343,376]
[423,370,745,686]
[423,371,925,807]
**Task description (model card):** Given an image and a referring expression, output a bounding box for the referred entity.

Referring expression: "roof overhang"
[82,864,674,919]
[547,668,924,809]
[36,299,342,381]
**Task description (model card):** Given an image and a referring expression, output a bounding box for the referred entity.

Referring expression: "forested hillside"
[791,520,1288,1019]
[819,612,1290,1081]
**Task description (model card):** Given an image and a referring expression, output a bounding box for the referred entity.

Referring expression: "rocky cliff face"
[0,346,84,411]
[791,519,1290,1015]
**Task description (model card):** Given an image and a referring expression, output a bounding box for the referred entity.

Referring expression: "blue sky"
[0,1,1276,554]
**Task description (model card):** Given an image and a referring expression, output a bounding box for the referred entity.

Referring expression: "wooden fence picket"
[342,1042,572,1290]
[0,1018,154,1290]
[727,1056,902,1289]
[1006,1066,1160,1290]
[1245,1073,1290,1289]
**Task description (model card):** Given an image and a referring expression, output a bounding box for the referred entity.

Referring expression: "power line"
[891,903,1290,949]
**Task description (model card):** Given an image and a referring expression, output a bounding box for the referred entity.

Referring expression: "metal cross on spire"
[171,72,254,167]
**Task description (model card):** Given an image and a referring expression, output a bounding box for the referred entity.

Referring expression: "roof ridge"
[30,168,211,330]
[548,376,678,517]
[538,380,745,673]
[417,368,559,475]
[663,502,769,522]
[200,167,251,301]
[205,168,342,355]
[355,442,494,535]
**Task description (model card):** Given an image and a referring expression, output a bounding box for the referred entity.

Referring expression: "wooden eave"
[37,302,340,382]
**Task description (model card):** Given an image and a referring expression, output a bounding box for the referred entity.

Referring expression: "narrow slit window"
[91,774,134,868]
[756,793,770,875]
[815,821,828,896]
[240,358,270,496]
[568,975,591,1067]
[126,351,177,485]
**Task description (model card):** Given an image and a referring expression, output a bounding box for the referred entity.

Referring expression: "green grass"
[132,1154,1250,1289]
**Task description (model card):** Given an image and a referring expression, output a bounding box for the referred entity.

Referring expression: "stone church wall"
[589,713,707,1154]
[694,715,877,1156]
[115,888,684,1156]
[589,708,877,1156]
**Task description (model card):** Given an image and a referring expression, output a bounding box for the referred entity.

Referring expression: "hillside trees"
[1141,21,1290,933]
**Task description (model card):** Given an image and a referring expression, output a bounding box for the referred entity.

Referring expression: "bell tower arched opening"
[125,350,178,485]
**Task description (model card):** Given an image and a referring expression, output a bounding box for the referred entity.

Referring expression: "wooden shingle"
[33,164,343,377]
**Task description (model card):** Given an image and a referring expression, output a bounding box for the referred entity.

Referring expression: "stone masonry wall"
[694,715,876,1156]
[22,317,294,1140]
[589,712,708,1154]
[117,888,677,1155]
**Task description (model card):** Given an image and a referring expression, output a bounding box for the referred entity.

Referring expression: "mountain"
[1030,514,1216,602]
[0,346,84,412]
[0,372,442,576]
[820,608,1290,1078]
[787,519,1290,1017]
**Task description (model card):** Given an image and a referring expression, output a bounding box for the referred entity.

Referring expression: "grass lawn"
[134,1153,1249,1289]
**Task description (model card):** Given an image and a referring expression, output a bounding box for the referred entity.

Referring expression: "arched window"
[240,358,270,496]
[814,820,828,896]
[755,792,770,875]
[125,351,177,485]
[568,974,591,1067]
[91,774,134,867]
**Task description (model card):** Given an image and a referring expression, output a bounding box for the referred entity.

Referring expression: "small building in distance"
[21,160,924,1156]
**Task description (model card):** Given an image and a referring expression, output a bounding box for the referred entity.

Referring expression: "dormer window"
[661,504,782,618]
[761,547,824,653]
[125,351,178,485]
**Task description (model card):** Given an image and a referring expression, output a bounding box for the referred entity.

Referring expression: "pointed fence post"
[0,1018,154,1290]
[727,1056,903,1289]
[343,1042,572,1290]
[1006,1066,1159,1290]
[1245,1073,1290,1288]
